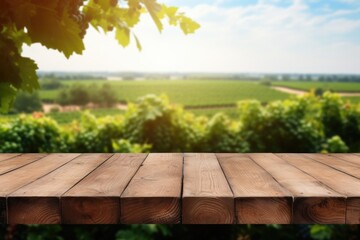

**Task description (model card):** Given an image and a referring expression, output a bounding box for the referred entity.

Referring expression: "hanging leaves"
[0,0,200,112]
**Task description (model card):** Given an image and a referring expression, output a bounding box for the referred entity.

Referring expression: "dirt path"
[272,86,360,97]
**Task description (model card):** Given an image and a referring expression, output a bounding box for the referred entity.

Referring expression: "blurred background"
[1,0,359,239]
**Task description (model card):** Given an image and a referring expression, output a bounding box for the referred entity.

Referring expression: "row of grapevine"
[0,92,359,153]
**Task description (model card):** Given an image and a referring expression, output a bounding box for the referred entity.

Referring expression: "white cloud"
[22,0,360,73]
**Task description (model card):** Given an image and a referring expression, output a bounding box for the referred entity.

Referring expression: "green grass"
[39,79,290,106]
[272,81,360,92]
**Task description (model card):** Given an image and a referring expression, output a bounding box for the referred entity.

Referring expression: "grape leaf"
[179,16,201,35]
[115,26,130,47]
[0,83,17,113]
[141,0,163,32]
[18,57,39,92]
[94,0,118,11]
[133,33,142,51]
[26,3,85,58]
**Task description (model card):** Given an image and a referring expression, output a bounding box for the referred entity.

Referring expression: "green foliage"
[26,225,63,240]
[113,139,151,153]
[40,79,64,90]
[66,112,123,152]
[57,84,91,106]
[0,0,199,112]
[116,225,171,240]
[0,113,66,153]
[12,91,43,113]
[57,83,118,107]
[321,136,349,153]
[121,95,200,152]
[320,93,360,151]
[0,224,358,240]
[238,95,324,152]
[203,113,249,152]
[310,225,332,240]
[0,93,358,153]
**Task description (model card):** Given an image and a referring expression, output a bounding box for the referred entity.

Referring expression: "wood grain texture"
[0,154,21,162]
[121,153,182,224]
[62,153,147,224]
[0,154,80,196]
[0,154,47,175]
[183,153,234,224]
[330,154,360,166]
[293,197,346,224]
[8,154,111,224]
[62,197,119,224]
[217,154,292,224]
[346,197,360,224]
[8,197,60,224]
[249,153,345,224]
[278,153,360,224]
[304,154,360,179]
[0,154,79,224]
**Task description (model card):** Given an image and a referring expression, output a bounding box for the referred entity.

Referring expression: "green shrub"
[0,113,65,153]
[66,112,124,153]
[121,95,201,152]
[12,91,43,113]
[0,92,358,153]
[238,95,324,152]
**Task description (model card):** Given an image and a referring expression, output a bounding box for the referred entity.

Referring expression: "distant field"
[39,79,290,106]
[272,81,360,92]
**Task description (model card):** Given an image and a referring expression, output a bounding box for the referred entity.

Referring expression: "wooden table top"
[0,153,359,224]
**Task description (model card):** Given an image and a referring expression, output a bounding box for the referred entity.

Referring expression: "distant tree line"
[57,83,118,107]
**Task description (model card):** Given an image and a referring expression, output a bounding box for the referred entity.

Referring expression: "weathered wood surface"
[217,154,292,224]
[278,154,360,224]
[0,154,21,162]
[62,153,147,224]
[121,153,183,224]
[302,154,360,179]
[0,153,359,224]
[331,154,360,167]
[0,154,80,224]
[0,154,46,175]
[183,153,234,224]
[8,154,111,224]
[250,153,346,224]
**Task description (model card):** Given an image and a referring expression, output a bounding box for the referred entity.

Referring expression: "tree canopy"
[0,0,200,112]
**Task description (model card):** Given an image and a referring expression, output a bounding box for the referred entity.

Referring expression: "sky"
[23,0,360,74]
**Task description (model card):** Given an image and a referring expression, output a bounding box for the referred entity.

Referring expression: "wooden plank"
[62,153,147,224]
[8,153,111,224]
[303,154,360,179]
[278,153,360,224]
[183,153,234,224]
[0,154,47,175]
[249,153,345,224]
[217,154,292,224]
[330,154,360,166]
[0,154,21,162]
[121,153,182,224]
[0,154,80,224]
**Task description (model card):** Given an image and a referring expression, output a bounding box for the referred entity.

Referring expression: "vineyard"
[1,92,359,154]
[39,80,290,105]
[272,81,360,92]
